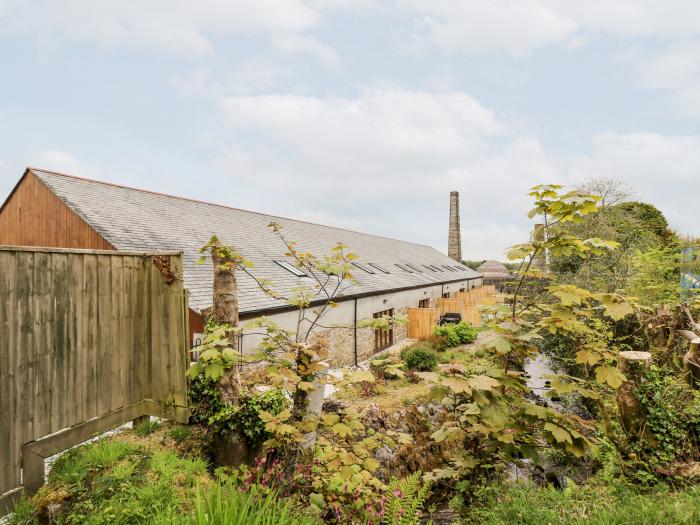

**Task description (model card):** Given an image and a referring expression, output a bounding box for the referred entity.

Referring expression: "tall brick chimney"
[448,191,462,261]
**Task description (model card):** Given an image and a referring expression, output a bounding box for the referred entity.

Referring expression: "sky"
[0,1,698,260]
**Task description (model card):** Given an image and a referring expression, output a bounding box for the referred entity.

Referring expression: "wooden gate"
[0,246,190,513]
[407,307,438,339]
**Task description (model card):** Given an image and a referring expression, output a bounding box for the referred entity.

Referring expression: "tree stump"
[616,351,652,437]
[680,330,700,389]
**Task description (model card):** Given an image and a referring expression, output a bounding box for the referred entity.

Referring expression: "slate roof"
[28,168,481,314]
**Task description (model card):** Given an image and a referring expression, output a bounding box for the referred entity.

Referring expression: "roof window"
[395,264,413,273]
[368,262,391,274]
[406,263,423,273]
[352,262,376,274]
[274,260,307,277]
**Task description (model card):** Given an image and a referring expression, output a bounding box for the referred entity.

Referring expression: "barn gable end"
[0,170,114,250]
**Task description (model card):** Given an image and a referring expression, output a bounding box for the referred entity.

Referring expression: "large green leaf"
[595,366,626,389]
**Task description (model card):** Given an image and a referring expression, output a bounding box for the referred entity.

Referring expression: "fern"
[383,472,432,525]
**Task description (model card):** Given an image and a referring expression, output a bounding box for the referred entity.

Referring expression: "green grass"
[10,426,318,525]
[191,482,319,525]
[467,481,700,525]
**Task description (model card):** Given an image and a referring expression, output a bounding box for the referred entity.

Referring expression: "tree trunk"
[212,248,240,396]
[616,351,651,437]
[680,330,700,389]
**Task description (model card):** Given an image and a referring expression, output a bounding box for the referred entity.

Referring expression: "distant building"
[0,168,483,366]
[477,260,513,290]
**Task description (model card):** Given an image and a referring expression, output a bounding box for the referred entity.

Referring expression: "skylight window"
[395,264,413,273]
[453,265,466,272]
[442,265,456,272]
[352,262,376,274]
[368,263,391,274]
[274,260,307,277]
[406,263,422,273]
[430,265,444,272]
[423,265,437,272]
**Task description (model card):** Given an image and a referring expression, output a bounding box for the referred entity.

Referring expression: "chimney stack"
[448,191,462,262]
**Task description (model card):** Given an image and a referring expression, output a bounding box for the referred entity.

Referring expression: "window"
[423,265,436,272]
[395,264,413,273]
[352,262,376,274]
[453,265,466,272]
[274,260,306,277]
[406,263,422,273]
[442,292,450,298]
[418,299,430,308]
[373,308,394,351]
[431,265,444,272]
[443,265,456,272]
[368,262,391,274]
[459,288,466,292]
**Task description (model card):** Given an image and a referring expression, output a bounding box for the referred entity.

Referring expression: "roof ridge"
[28,167,436,249]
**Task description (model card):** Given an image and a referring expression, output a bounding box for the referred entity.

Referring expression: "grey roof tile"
[31,169,481,313]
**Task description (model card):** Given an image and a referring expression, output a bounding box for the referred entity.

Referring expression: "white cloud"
[31,150,81,175]
[212,85,700,258]
[0,0,320,56]
[568,131,700,235]
[630,40,700,117]
[398,1,700,57]
[406,0,578,56]
[170,59,292,97]
[213,85,563,258]
[273,34,340,66]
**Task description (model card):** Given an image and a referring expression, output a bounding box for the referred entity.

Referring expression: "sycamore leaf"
[332,422,352,438]
[483,336,512,355]
[544,423,572,444]
[601,301,634,321]
[595,366,626,389]
[550,285,591,306]
[442,377,472,395]
[468,375,501,392]
[575,349,602,366]
[321,414,340,426]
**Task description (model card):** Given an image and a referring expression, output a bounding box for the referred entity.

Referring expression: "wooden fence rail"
[0,246,189,514]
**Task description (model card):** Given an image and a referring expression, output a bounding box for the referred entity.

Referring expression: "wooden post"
[680,330,700,389]
[616,351,652,437]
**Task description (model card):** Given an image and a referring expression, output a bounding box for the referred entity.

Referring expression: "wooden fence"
[0,246,190,513]
[437,298,481,327]
[407,307,438,339]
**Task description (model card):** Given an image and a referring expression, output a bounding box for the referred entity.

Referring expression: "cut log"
[616,351,652,437]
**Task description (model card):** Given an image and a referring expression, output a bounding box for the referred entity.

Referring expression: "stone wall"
[321,306,411,367]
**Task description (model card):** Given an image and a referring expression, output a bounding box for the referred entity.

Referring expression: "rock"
[210,430,260,469]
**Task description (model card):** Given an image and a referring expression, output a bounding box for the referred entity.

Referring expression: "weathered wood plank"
[96,255,112,416]
[84,254,99,420]
[0,251,17,493]
[50,252,69,433]
[67,253,85,427]
[33,251,52,440]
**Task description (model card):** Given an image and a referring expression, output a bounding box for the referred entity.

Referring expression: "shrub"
[401,347,437,372]
[433,325,461,347]
[433,322,477,348]
[454,322,478,344]
[190,376,288,446]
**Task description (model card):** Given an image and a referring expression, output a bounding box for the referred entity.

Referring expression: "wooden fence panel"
[407,307,438,339]
[0,247,189,508]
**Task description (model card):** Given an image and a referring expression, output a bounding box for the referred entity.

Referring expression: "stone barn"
[0,168,483,365]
